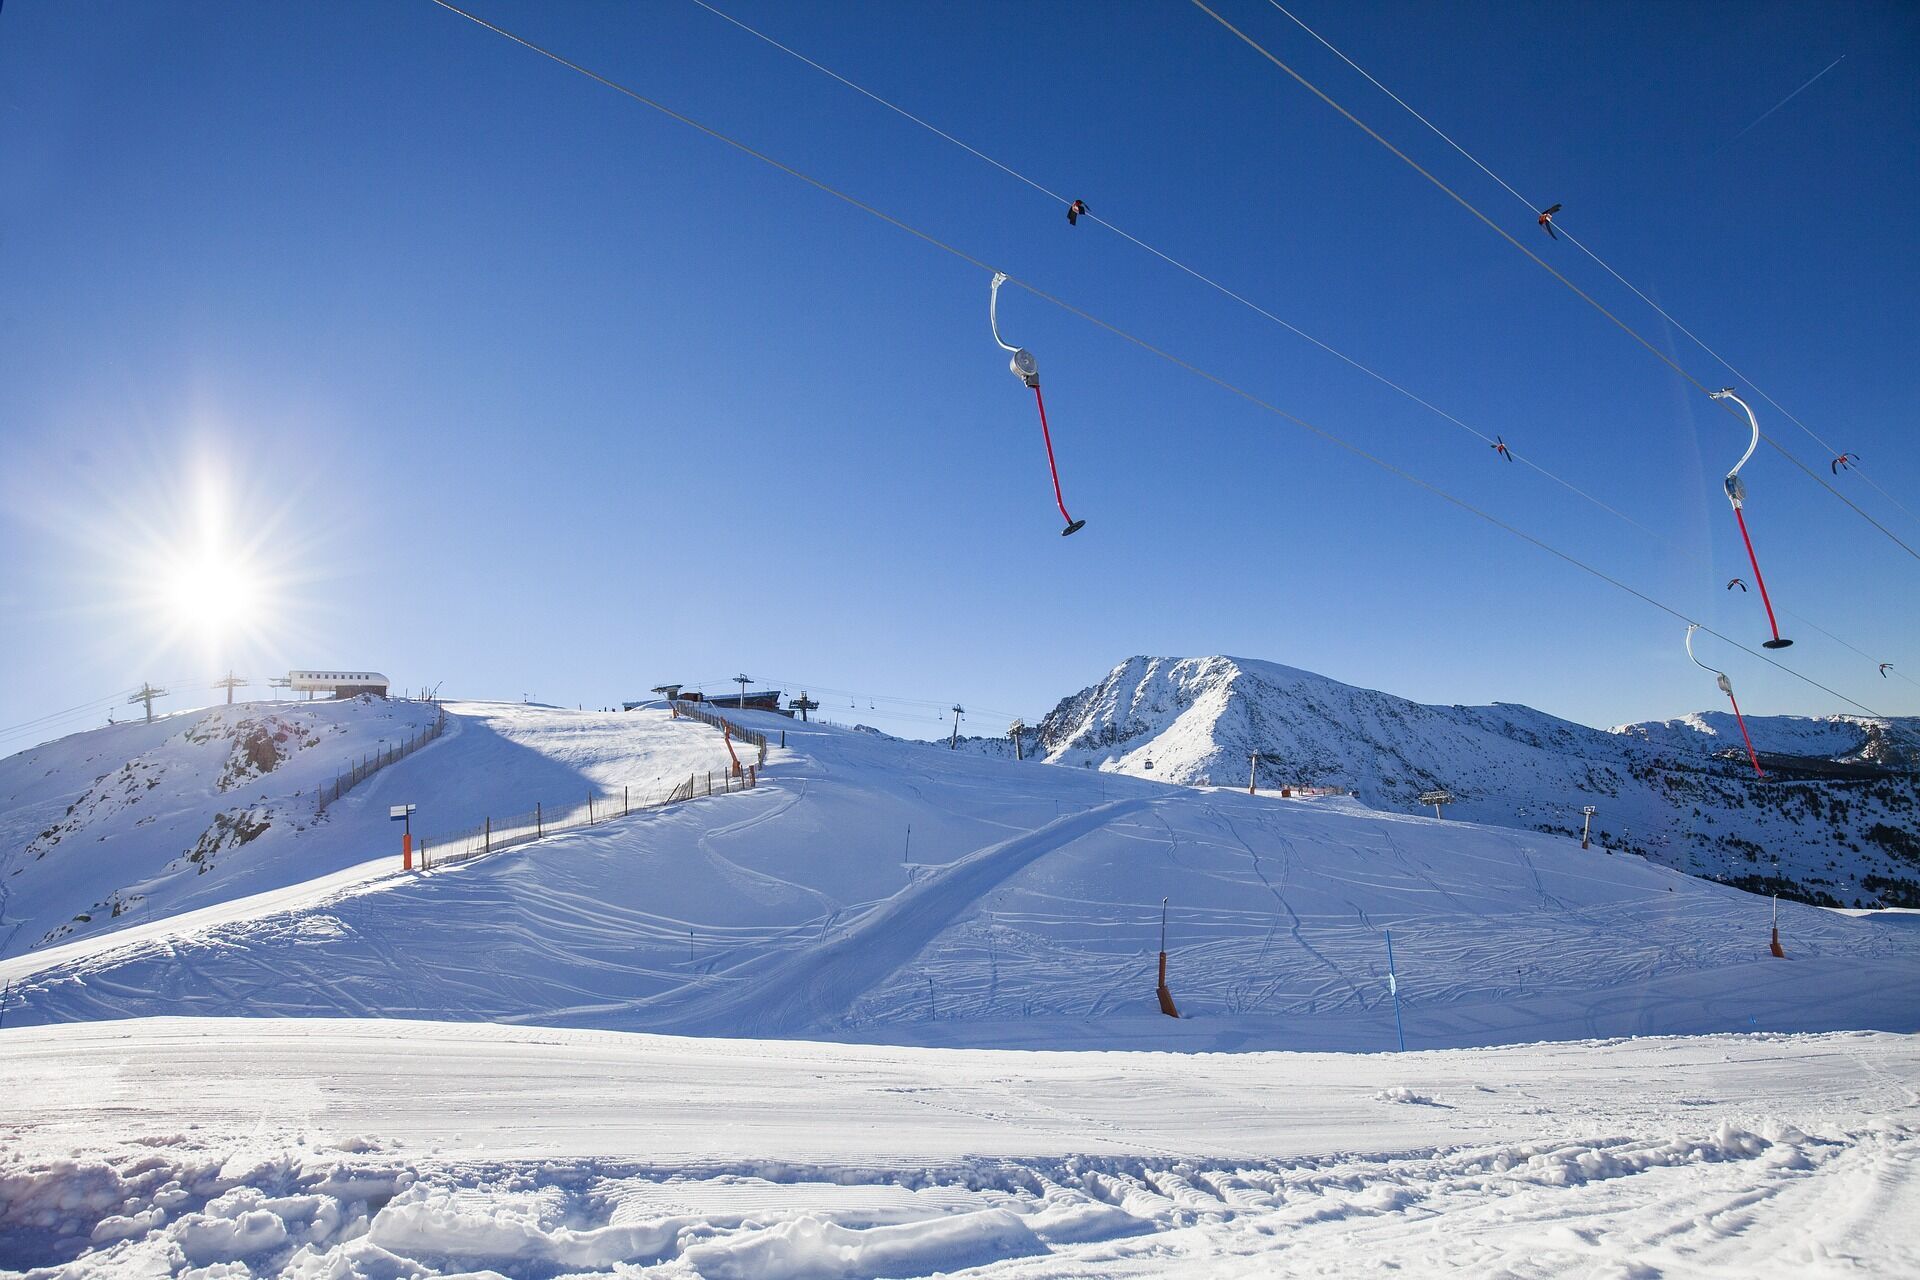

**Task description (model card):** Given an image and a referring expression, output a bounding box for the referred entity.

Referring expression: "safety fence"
[670,699,770,767]
[417,766,756,870]
[316,705,449,815]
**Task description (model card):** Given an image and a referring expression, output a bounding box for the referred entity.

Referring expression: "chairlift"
[990,272,1085,536]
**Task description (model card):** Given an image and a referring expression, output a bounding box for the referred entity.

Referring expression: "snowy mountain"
[4,704,1917,1054]
[973,656,1920,908]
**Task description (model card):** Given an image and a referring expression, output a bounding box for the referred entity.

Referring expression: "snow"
[976,655,1920,905]
[3,678,1917,1275]
[5,707,1918,1050]
[2,1018,1916,1276]
[0,699,751,960]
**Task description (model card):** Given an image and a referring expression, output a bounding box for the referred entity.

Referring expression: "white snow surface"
[0,700,746,960]
[4,707,1917,1051]
[981,655,1920,904]
[2,1018,1916,1277]
[3,691,1919,1276]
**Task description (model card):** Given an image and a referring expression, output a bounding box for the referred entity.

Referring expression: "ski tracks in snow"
[658,798,1154,1037]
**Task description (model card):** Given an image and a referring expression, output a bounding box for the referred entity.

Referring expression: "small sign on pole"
[390,804,416,870]
[1417,789,1454,819]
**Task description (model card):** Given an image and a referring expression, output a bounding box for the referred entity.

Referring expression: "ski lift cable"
[673,0,1908,674]
[1189,0,1920,567]
[423,0,1889,719]
[680,0,1669,546]
[0,687,146,738]
[761,676,1024,723]
[1262,0,1920,533]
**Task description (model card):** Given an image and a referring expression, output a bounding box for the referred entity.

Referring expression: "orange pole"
[403,831,413,871]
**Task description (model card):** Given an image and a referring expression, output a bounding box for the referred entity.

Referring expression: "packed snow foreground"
[2,697,1917,1275]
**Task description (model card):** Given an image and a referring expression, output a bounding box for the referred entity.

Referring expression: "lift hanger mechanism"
[991,272,1085,537]
[1708,388,1791,650]
[1686,624,1765,778]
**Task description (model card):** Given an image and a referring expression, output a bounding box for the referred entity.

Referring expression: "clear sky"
[2,0,1916,749]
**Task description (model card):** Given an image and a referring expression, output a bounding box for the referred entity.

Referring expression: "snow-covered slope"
[5,709,1916,1052]
[0,700,748,960]
[992,656,1920,908]
[4,1018,1915,1278]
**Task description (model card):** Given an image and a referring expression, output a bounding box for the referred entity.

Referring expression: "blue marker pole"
[1385,930,1406,1052]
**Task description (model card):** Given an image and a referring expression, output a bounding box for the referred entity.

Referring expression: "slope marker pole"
[1385,930,1406,1052]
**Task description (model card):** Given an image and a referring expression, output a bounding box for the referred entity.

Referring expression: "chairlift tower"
[128,683,168,724]
[1008,719,1025,761]
[1418,788,1455,819]
[949,705,965,749]
[733,674,752,710]
[214,671,249,705]
[1581,805,1598,849]
[788,692,819,722]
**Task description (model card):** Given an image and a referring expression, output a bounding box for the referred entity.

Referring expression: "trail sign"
[390,803,417,870]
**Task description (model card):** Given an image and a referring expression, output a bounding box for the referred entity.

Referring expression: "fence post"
[536,802,543,839]
[588,793,594,825]
[485,816,491,854]
[623,785,629,817]
[707,772,712,796]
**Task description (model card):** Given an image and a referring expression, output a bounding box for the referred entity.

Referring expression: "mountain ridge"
[955,655,1919,907]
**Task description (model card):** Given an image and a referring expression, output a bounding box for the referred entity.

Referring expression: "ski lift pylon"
[1707,388,1791,649]
[990,272,1085,537]
[1686,624,1766,778]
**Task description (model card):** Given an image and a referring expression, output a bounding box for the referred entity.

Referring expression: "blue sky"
[2,0,1915,747]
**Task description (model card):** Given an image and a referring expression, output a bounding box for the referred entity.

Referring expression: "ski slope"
[5,708,1917,1051]
[0,699,746,962]
[2,1018,1915,1277]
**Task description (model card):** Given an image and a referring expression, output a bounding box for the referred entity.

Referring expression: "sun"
[162,549,262,638]
[117,454,301,672]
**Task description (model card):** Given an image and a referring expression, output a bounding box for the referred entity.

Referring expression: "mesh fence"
[316,705,449,814]
[668,700,769,767]
[417,767,757,870]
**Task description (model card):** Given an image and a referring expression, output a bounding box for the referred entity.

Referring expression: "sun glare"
[163,550,261,636]
[113,452,307,674]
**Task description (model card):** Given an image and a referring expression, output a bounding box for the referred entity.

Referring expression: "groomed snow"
[2,1018,1915,1276]
[5,710,1919,1050]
